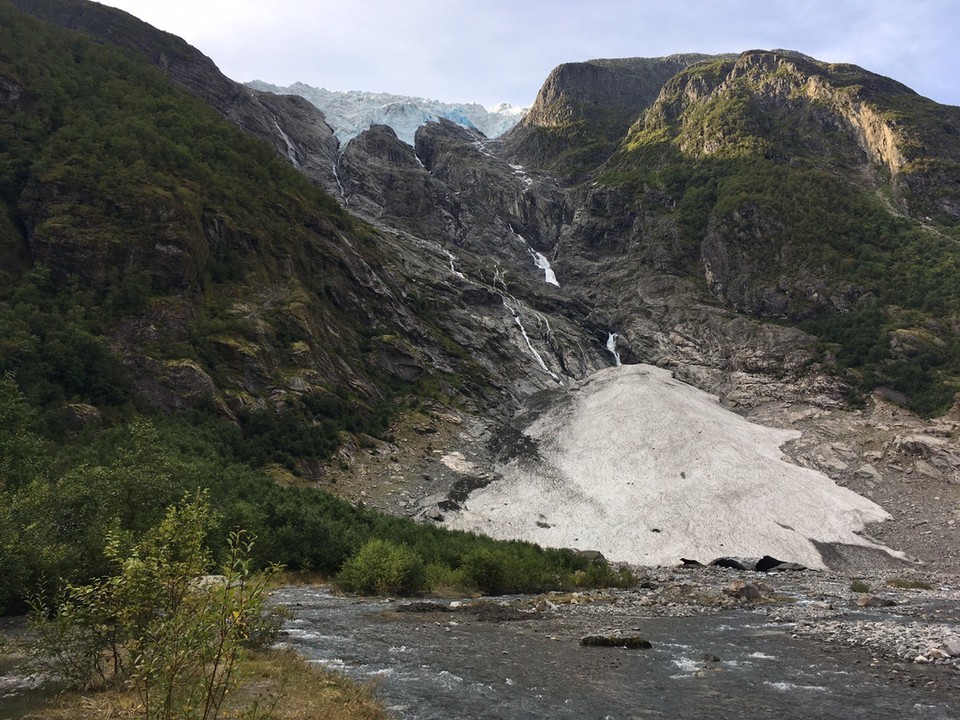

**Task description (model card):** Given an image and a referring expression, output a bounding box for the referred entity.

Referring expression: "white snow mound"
[446,364,904,569]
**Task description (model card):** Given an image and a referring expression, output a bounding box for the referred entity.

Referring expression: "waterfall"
[509,162,534,187]
[332,157,349,206]
[512,310,560,383]
[435,243,465,279]
[530,249,560,286]
[272,119,300,167]
[606,333,622,367]
[493,267,561,384]
[514,231,560,287]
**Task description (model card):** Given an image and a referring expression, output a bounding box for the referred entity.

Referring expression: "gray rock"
[722,580,763,601]
[63,403,102,432]
[580,634,652,649]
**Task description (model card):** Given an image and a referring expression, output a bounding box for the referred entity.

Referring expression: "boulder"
[63,403,103,432]
[710,557,757,571]
[580,634,652,649]
[723,580,763,601]
[941,635,960,657]
[756,555,806,572]
[854,594,896,608]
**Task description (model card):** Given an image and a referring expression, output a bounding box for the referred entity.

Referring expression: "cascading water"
[272,118,300,167]
[513,231,560,287]
[530,249,559,286]
[606,332,622,366]
[333,155,349,205]
[493,268,561,383]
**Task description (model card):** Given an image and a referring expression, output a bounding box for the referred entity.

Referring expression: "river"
[273,586,960,720]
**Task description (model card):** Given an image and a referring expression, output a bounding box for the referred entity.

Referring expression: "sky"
[98,0,960,108]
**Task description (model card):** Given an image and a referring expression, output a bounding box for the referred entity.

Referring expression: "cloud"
[99,0,960,106]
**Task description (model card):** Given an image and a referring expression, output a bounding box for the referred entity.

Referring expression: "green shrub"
[30,492,278,719]
[337,539,427,596]
[423,563,467,594]
[572,562,637,589]
[460,547,512,595]
[849,578,871,593]
[886,577,932,590]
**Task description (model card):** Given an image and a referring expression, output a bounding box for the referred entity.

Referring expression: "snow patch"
[446,364,905,569]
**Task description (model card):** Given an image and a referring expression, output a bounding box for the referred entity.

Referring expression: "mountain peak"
[246,81,528,147]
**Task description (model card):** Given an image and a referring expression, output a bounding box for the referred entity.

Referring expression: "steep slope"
[501,54,720,177]
[589,50,960,416]
[0,3,505,458]
[9,0,345,198]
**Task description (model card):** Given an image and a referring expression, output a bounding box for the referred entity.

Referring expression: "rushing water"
[606,332,622,366]
[273,587,960,720]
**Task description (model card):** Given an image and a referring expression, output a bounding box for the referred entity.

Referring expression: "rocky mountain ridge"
[246,80,527,147]
[6,0,960,570]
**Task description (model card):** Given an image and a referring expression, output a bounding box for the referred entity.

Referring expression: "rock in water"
[580,634,652,649]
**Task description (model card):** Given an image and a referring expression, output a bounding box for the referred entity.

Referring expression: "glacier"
[247,80,527,147]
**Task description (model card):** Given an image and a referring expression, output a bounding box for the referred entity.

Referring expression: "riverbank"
[0,626,387,720]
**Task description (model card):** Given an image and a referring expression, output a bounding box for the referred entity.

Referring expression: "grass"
[232,650,388,720]
[13,649,387,720]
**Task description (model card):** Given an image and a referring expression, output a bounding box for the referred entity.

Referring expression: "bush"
[337,539,426,596]
[423,563,467,595]
[849,578,871,593]
[571,562,637,589]
[460,547,512,595]
[30,492,278,719]
[886,577,932,590]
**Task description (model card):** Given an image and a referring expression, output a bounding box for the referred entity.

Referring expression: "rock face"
[503,55,719,175]
[8,1,960,570]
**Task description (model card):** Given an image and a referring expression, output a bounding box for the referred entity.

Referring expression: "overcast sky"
[99,0,959,108]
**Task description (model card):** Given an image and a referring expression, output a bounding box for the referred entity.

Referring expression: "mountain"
[247,81,528,147]
[4,0,960,581]
[502,54,723,177]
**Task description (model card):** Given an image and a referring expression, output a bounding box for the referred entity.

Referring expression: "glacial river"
[273,587,960,720]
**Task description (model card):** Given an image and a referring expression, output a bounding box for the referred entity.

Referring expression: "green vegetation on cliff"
[0,4,628,613]
[601,52,960,415]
